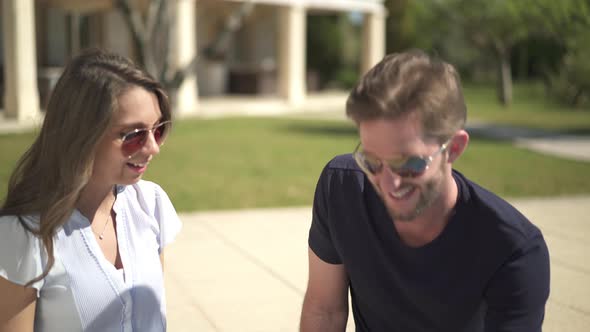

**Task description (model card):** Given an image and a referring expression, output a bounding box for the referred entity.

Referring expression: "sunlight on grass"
[142,117,357,211]
[1,83,589,212]
[455,138,590,197]
[464,83,590,133]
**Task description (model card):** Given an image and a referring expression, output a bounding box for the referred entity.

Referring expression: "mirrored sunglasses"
[353,140,450,178]
[120,120,172,156]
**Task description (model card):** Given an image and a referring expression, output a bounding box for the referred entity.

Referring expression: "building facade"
[1,0,385,122]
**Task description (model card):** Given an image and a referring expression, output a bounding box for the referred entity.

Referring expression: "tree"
[384,0,414,52]
[306,13,362,89]
[427,0,538,107]
[115,0,254,103]
[532,0,590,107]
[384,0,439,53]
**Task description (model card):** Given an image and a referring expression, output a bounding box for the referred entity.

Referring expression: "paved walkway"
[166,196,590,331]
[162,107,590,331]
[467,122,590,162]
[2,101,589,330]
[286,110,590,162]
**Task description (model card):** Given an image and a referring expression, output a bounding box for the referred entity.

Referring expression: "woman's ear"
[447,130,469,163]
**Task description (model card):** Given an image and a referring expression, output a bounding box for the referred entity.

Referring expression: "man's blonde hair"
[346,49,467,143]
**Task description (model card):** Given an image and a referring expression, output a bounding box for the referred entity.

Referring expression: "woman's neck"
[76,183,116,220]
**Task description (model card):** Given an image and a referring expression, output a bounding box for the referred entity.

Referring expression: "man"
[300,50,550,332]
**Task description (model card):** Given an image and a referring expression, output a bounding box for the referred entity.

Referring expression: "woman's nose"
[143,131,161,155]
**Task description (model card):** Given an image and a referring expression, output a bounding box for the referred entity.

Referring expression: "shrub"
[546,31,590,108]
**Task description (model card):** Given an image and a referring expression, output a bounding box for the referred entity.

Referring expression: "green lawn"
[1,112,589,212]
[464,83,590,133]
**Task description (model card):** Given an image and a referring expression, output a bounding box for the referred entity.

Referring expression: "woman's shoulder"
[119,180,166,197]
[117,180,174,214]
[0,214,45,291]
[0,214,40,234]
[115,181,181,246]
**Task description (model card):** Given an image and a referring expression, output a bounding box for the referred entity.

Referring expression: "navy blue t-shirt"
[309,154,550,332]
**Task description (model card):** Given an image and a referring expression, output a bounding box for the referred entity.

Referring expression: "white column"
[172,0,198,116]
[277,5,306,106]
[361,9,386,75]
[2,0,41,122]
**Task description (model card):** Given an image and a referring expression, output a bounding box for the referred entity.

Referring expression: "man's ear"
[447,130,469,163]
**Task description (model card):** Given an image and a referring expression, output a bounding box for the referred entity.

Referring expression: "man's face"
[358,115,452,222]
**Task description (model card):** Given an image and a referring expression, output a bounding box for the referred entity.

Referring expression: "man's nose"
[376,165,403,189]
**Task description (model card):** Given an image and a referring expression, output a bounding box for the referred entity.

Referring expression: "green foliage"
[306,14,361,89]
[511,38,566,79]
[384,0,416,52]
[411,0,590,107]
[427,0,544,106]
[384,0,446,53]
[546,31,590,108]
[307,15,343,74]
[538,1,590,107]
[332,67,360,90]
[521,0,590,37]
[426,0,531,52]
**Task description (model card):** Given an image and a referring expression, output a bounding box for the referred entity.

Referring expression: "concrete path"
[468,122,590,162]
[284,108,590,162]
[3,100,589,330]
[165,195,590,331]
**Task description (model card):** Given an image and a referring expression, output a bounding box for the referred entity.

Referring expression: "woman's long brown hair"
[0,48,171,287]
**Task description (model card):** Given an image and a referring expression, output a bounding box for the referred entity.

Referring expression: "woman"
[0,49,181,331]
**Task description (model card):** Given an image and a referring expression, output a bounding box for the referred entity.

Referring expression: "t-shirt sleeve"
[0,216,45,296]
[308,164,342,264]
[153,185,182,253]
[484,232,550,331]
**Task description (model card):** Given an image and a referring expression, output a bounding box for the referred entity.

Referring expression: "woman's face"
[90,86,164,189]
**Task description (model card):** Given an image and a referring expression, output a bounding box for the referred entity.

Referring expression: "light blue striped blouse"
[0,180,182,331]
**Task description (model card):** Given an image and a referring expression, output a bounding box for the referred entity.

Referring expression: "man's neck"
[393,176,458,248]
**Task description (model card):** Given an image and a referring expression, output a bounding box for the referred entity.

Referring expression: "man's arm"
[0,276,37,332]
[484,234,550,331]
[300,247,349,332]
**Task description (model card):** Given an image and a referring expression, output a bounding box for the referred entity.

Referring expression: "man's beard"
[380,164,445,222]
